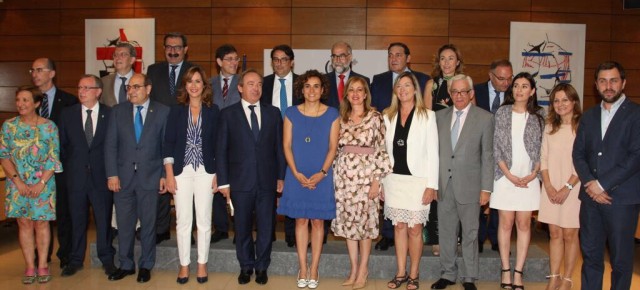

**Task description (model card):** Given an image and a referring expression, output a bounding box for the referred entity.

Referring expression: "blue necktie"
[451,110,463,150]
[491,90,501,114]
[40,93,50,119]
[169,65,178,97]
[119,77,127,104]
[249,105,259,141]
[279,78,287,118]
[135,105,143,143]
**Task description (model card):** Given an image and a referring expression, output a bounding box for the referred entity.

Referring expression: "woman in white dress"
[491,72,545,290]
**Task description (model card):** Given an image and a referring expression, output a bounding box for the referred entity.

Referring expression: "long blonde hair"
[339,76,373,123]
[383,71,429,121]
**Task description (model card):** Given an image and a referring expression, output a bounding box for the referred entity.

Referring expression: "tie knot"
[223,77,229,84]
[249,104,256,111]
[455,111,463,117]
[279,78,286,84]
[136,105,143,112]
[86,109,92,114]
[120,77,127,82]
[339,74,345,80]
[170,65,178,71]
[495,90,500,96]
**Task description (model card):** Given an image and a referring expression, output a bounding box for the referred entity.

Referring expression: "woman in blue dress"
[278,70,339,289]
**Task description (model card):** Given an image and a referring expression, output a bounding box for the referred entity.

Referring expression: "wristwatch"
[320,169,328,177]
[565,183,574,190]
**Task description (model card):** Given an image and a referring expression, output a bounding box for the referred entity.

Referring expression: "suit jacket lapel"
[234,103,254,141]
[140,102,158,142]
[70,105,89,148]
[92,104,108,148]
[602,98,628,143]
[123,102,136,142]
[455,107,475,152]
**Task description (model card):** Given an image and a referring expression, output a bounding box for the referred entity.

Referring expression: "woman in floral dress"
[331,76,392,289]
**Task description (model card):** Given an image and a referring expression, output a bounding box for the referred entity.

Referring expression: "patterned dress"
[0,117,62,221]
[331,111,392,240]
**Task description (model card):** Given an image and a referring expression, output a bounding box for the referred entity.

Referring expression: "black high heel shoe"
[513,269,524,290]
[500,268,512,289]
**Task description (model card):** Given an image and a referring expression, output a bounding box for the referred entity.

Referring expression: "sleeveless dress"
[278,106,340,220]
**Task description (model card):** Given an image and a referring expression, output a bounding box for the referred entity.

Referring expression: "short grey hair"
[447,74,473,92]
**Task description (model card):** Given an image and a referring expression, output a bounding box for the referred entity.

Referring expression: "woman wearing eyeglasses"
[1,86,62,284]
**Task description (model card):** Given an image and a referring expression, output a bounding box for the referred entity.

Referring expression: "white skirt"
[383,173,430,227]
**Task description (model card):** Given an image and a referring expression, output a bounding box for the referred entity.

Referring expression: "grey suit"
[105,100,170,271]
[211,75,240,109]
[435,105,494,282]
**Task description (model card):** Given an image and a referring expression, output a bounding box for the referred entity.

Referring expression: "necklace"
[302,103,320,143]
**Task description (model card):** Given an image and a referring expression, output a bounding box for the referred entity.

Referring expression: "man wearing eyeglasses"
[260,44,300,248]
[105,73,170,283]
[325,41,370,108]
[473,59,513,254]
[29,57,78,269]
[432,75,494,290]
[147,32,194,245]
[100,42,137,107]
[58,75,115,277]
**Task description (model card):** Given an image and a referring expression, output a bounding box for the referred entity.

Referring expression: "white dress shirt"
[272,71,293,111]
[241,98,261,129]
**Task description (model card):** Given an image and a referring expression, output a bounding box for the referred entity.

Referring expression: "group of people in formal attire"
[2,33,639,290]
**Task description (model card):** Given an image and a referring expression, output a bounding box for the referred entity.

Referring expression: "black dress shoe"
[108,268,135,281]
[431,278,456,289]
[238,269,252,284]
[285,236,295,248]
[211,231,229,244]
[375,237,394,251]
[478,243,484,253]
[61,265,82,277]
[60,258,70,270]
[197,276,208,284]
[137,268,151,283]
[103,263,117,276]
[156,232,170,245]
[491,244,499,251]
[176,276,189,284]
[255,270,268,284]
[462,282,477,290]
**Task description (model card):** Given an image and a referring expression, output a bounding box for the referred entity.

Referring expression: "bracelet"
[320,169,328,177]
[565,183,574,190]
[40,180,46,185]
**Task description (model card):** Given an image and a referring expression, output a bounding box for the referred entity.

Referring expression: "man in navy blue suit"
[473,59,513,253]
[217,69,286,285]
[261,44,299,247]
[58,75,115,277]
[325,41,370,109]
[573,61,640,290]
[370,42,429,251]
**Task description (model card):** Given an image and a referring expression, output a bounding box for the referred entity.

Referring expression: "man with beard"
[325,41,370,108]
[573,61,640,290]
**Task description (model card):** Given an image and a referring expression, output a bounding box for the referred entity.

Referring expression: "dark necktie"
[134,105,143,143]
[249,105,259,141]
[169,65,178,97]
[222,78,229,101]
[119,76,127,104]
[491,90,501,114]
[279,78,287,118]
[85,109,94,146]
[338,74,345,103]
[41,93,50,119]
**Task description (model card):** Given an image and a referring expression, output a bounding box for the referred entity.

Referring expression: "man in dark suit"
[30,57,78,267]
[105,73,170,283]
[209,44,241,244]
[58,75,115,277]
[473,59,513,253]
[100,42,136,107]
[217,69,285,285]
[147,32,194,244]
[325,41,370,109]
[370,42,429,112]
[261,44,299,247]
[370,42,429,251]
[573,61,640,290]
[432,75,494,290]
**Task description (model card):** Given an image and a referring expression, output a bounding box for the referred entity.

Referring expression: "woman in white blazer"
[382,72,439,290]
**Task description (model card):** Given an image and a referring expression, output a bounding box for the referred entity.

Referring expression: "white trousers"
[174,165,214,266]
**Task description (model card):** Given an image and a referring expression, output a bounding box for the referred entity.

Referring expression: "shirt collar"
[117,69,134,79]
[81,102,99,112]
[241,98,259,108]
[133,98,151,111]
[276,71,293,81]
[454,102,472,115]
[600,94,626,112]
[44,86,56,98]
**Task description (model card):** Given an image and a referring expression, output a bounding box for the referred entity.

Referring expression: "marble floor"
[0,220,638,290]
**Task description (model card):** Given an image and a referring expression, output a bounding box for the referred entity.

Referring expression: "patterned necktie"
[451,110,463,150]
[41,93,50,119]
[85,109,94,146]
[491,90,501,114]
[279,78,287,118]
[222,78,229,101]
[338,74,345,103]
[249,105,259,141]
[134,105,143,143]
[119,77,127,104]
[169,65,178,97]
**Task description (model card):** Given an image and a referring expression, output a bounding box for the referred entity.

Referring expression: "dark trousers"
[579,199,639,290]
[55,172,72,263]
[232,189,275,271]
[284,216,295,239]
[478,208,499,247]
[113,179,158,271]
[68,178,114,267]
[213,191,230,233]
[156,192,172,235]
